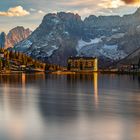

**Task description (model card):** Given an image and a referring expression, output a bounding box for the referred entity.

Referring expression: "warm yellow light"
[94,58,98,72]
[93,73,98,108]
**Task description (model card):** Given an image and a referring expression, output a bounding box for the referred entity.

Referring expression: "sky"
[0,0,140,33]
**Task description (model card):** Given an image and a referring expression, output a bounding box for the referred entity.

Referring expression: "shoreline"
[48,70,140,75]
[0,70,140,75]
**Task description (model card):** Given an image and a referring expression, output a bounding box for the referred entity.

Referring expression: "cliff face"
[14,9,140,66]
[0,26,31,49]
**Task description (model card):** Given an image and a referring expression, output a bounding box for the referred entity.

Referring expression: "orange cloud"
[121,0,140,4]
[0,6,30,17]
[99,0,124,9]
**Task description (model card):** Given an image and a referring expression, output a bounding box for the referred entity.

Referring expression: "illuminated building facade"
[0,52,4,58]
[67,57,98,71]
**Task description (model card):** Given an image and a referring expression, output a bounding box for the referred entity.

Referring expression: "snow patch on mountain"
[112,28,118,32]
[78,44,127,60]
[77,37,102,51]
[100,44,127,60]
[14,40,32,52]
[47,45,59,57]
[106,33,125,42]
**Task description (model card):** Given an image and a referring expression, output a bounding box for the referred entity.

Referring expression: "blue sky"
[0,0,139,33]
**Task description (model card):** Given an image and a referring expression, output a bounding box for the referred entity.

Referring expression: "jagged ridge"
[0,26,32,49]
[14,9,140,66]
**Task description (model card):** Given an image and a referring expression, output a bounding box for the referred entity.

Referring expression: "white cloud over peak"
[0,6,30,17]
[98,0,125,9]
[38,10,45,14]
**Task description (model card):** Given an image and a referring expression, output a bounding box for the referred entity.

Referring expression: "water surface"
[0,73,140,140]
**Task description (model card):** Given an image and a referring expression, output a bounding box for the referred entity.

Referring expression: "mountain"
[84,8,140,37]
[14,9,140,66]
[117,47,140,66]
[0,26,31,49]
[15,12,83,65]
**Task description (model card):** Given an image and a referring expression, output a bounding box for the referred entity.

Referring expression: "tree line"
[0,48,63,72]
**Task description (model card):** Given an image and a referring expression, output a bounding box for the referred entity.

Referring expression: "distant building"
[67,57,98,71]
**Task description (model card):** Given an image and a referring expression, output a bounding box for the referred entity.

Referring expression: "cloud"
[29,8,45,15]
[0,6,30,17]
[30,8,36,12]
[59,0,96,6]
[63,0,126,17]
[98,0,125,9]
[38,10,45,14]
[58,0,131,16]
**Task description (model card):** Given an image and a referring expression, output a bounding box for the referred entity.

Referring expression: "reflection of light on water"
[21,73,41,94]
[8,118,25,140]
[0,78,44,140]
[93,73,98,108]
[22,73,26,94]
[22,73,26,86]
[74,116,123,140]
[1,85,24,140]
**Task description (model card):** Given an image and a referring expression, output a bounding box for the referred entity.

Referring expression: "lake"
[0,73,140,140]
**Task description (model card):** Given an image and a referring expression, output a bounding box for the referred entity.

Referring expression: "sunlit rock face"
[0,26,31,49]
[14,9,140,67]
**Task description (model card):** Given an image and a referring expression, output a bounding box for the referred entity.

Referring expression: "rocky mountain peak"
[0,26,32,49]
[33,12,83,38]
[57,12,81,21]
[57,12,83,37]
[15,12,83,65]
[7,26,32,47]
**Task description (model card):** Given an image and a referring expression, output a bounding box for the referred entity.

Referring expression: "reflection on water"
[0,73,140,140]
[93,73,98,108]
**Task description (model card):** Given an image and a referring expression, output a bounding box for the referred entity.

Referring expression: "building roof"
[68,56,97,60]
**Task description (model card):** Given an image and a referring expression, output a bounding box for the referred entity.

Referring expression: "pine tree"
[0,59,3,71]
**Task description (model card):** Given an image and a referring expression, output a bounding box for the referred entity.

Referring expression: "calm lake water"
[0,73,140,140]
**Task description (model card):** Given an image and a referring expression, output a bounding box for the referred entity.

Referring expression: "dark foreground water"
[0,73,140,140]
